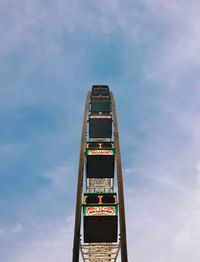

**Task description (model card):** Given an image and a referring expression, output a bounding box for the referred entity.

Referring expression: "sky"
[1,0,200,261]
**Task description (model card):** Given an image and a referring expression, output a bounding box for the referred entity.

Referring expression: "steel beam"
[111,92,128,262]
[72,92,90,262]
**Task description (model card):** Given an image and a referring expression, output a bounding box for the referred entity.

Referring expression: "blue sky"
[1,0,200,261]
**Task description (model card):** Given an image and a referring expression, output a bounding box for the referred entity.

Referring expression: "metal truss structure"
[80,242,120,262]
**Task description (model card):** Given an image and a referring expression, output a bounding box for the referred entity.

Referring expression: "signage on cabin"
[86,149,114,156]
[84,206,117,216]
[89,115,112,119]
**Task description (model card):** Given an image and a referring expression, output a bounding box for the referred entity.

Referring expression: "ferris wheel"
[72,86,128,262]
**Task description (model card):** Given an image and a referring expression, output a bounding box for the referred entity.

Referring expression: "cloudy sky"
[1,0,200,261]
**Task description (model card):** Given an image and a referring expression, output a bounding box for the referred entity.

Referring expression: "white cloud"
[43,163,68,190]
[123,101,200,261]
[125,163,200,261]
[10,222,72,262]
[143,1,200,86]
[11,224,23,234]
